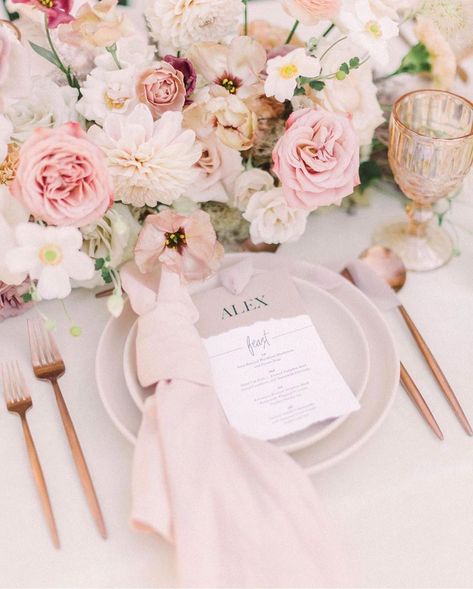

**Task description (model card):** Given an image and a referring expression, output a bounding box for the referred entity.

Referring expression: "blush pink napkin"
[121,261,350,588]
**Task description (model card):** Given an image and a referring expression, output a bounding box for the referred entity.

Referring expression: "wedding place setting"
[1,0,473,587]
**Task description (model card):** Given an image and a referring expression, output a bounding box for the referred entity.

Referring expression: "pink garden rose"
[11,122,114,227]
[272,107,359,211]
[12,0,73,28]
[134,209,224,283]
[136,62,186,119]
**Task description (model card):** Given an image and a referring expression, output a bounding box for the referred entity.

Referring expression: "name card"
[193,271,359,440]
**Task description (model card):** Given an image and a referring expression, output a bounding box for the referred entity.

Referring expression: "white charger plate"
[95,254,399,472]
[122,277,370,452]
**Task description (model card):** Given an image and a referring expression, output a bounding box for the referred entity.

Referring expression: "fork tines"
[2,361,31,410]
[28,319,63,369]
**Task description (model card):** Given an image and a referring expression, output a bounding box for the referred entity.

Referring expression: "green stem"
[243,0,248,35]
[45,18,68,78]
[319,35,347,61]
[106,44,122,70]
[285,19,299,44]
[322,23,335,37]
[44,16,81,92]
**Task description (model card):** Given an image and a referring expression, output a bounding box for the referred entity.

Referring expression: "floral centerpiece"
[0,0,469,324]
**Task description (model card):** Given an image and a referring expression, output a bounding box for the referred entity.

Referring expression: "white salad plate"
[95,253,399,472]
[122,272,370,452]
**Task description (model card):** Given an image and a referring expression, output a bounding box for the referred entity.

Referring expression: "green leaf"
[309,79,325,91]
[293,86,306,96]
[22,292,33,304]
[101,267,113,284]
[340,62,349,74]
[94,258,106,271]
[297,76,312,86]
[349,56,360,69]
[398,42,431,75]
[29,42,62,69]
[359,160,382,191]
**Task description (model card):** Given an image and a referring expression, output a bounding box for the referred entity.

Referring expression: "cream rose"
[243,187,309,244]
[206,93,257,151]
[231,169,275,211]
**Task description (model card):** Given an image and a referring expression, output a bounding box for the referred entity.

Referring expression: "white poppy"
[265,48,321,103]
[5,224,94,300]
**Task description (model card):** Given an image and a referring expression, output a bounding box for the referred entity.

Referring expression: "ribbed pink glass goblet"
[374,90,473,271]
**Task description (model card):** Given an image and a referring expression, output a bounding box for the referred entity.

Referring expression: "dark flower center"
[216,73,242,95]
[164,228,187,252]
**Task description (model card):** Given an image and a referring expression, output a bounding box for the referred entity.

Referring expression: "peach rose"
[134,209,223,283]
[58,0,134,47]
[136,62,186,119]
[272,107,359,211]
[11,122,114,227]
[282,0,341,25]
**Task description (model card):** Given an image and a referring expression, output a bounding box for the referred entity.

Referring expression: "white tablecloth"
[2,189,473,588]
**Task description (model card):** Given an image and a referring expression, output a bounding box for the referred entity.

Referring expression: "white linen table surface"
[1,189,473,588]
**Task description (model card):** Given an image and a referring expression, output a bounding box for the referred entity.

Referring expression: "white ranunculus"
[76,66,138,125]
[243,187,309,244]
[0,185,29,285]
[6,77,78,143]
[81,203,141,269]
[146,0,241,53]
[230,169,275,211]
[313,39,384,147]
[88,104,202,207]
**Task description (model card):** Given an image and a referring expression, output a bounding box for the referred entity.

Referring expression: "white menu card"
[193,271,359,440]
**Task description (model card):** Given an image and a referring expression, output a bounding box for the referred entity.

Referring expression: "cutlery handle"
[52,379,107,538]
[399,363,444,440]
[20,415,60,549]
[398,305,473,435]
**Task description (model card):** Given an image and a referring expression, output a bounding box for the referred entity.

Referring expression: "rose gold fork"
[2,361,60,549]
[27,319,107,539]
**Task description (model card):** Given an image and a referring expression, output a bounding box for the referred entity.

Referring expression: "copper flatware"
[2,361,60,548]
[360,245,472,436]
[341,267,444,440]
[27,319,107,539]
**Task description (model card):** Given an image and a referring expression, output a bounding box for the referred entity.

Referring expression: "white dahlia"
[88,104,202,207]
[146,0,241,53]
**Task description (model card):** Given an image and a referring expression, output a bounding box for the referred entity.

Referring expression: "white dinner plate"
[95,253,399,472]
[122,277,370,452]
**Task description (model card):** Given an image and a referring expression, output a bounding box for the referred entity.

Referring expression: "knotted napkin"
[121,260,349,588]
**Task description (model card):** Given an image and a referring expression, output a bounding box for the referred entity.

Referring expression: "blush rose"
[272,107,360,211]
[11,122,114,227]
[136,62,186,119]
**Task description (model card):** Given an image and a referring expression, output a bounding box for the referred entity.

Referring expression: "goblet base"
[372,221,453,272]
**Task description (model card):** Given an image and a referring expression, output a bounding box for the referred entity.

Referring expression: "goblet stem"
[406,202,434,238]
